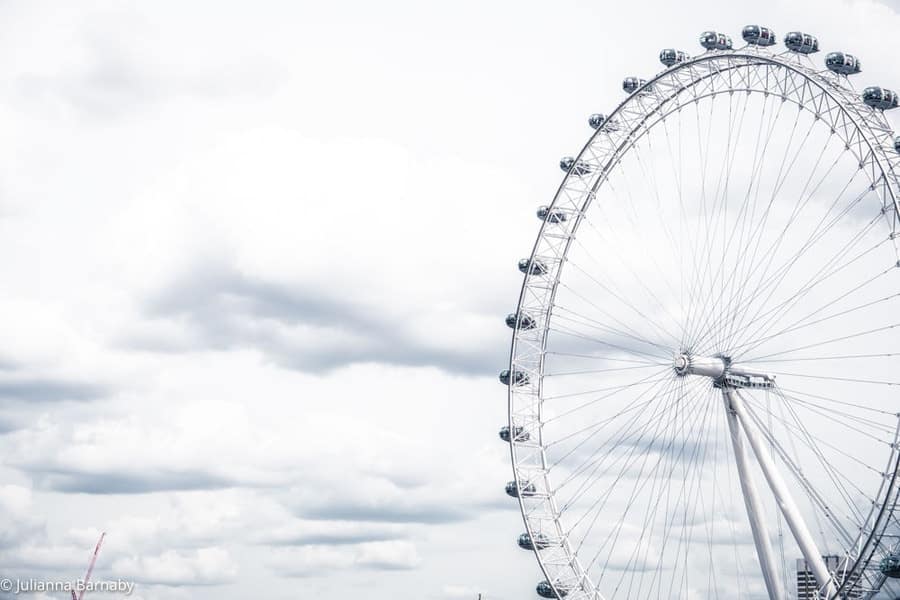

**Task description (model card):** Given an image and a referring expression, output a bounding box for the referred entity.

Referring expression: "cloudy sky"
[1,1,900,599]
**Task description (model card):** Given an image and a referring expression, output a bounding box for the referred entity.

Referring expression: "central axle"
[673,352,775,389]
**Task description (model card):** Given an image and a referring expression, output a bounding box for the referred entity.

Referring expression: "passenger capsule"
[880,554,900,578]
[537,205,567,224]
[863,87,899,111]
[499,425,529,443]
[499,369,529,386]
[506,312,537,330]
[518,258,549,276]
[700,31,733,51]
[559,156,592,176]
[742,25,777,47]
[783,32,819,54]
[659,49,689,67]
[537,581,569,599]
[589,114,620,132]
[623,77,652,94]
[505,480,537,498]
[825,52,861,75]
[894,136,900,154]
[518,532,552,550]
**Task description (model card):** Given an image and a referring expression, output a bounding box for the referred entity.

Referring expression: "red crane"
[71,532,105,600]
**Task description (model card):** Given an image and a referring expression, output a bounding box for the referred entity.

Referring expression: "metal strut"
[728,389,838,600]
[675,352,838,598]
[722,387,785,600]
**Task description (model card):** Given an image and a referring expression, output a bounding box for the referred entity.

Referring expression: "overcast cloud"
[1,1,899,599]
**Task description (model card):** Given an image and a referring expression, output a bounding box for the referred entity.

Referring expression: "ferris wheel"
[500,25,900,600]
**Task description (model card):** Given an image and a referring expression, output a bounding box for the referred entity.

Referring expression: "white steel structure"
[503,26,900,600]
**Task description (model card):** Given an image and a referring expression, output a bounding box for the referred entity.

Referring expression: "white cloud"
[112,547,237,586]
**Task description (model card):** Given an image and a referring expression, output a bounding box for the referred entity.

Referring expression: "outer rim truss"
[508,49,900,600]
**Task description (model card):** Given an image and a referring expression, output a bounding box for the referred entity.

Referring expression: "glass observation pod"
[742,25,777,46]
[623,77,653,94]
[537,581,569,599]
[505,480,537,498]
[518,258,549,276]
[659,48,689,67]
[499,369,529,386]
[881,554,900,578]
[506,312,537,330]
[518,532,553,550]
[559,156,593,176]
[537,205,568,223]
[862,87,899,110]
[700,31,733,50]
[825,52,862,75]
[588,113,621,132]
[784,31,819,54]
[499,425,529,443]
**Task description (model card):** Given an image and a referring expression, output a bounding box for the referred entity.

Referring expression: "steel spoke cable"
[746,321,900,362]
[544,394,660,450]
[728,272,899,359]
[562,375,701,521]
[547,324,671,363]
[766,389,896,439]
[555,376,684,494]
[681,96,719,344]
[575,212,684,338]
[570,193,685,331]
[543,363,664,377]
[766,370,900,388]
[628,122,693,321]
[542,367,671,416]
[697,135,855,351]
[612,376,700,597]
[721,208,883,358]
[548,375,680,473]
[553,303,674,355]
[719,105,819,346]
[545,350,660,365]
[694,138,855,353]
[763,384,899,417]
[652,386,719,599]
[616,381,719,599]
[742,392,886,475]
[728,210,887,358]
[740,392,857,545]
[692,90,787,352]
[742,389,859,545]
[726,97,809,301]
[558,265,683,349]
[691,101,817,351]
[562,376,701,536]
[583,380,714,586]
[744,350,900,364]
[770,387,874,526]
[622,381,719,599]
[682,88,755,349]
[583,384,704,584]
[718,173,876,355]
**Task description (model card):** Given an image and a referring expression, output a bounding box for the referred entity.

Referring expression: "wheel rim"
[508,52,900,600]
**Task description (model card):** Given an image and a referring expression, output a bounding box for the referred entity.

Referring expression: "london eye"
[501,25,900,600]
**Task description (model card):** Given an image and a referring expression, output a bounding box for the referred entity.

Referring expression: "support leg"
[722,388,785,600]
[727,388,838,599]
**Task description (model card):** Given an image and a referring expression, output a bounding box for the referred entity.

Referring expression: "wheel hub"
[673,352,776,389]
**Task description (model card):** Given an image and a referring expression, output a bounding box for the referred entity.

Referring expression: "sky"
[1,1,900,599]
